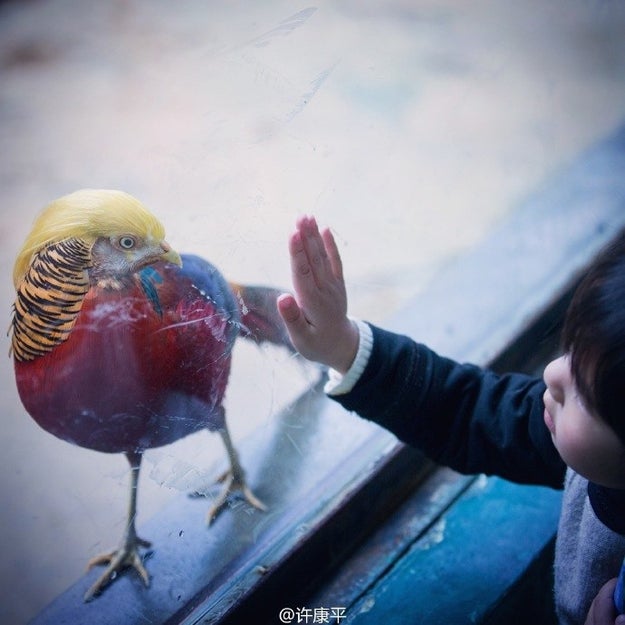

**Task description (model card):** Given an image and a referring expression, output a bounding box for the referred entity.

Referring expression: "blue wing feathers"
[178,253,240,324]
[140,253,294,353]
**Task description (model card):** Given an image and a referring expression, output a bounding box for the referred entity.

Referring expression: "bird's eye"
[118,236,136,250]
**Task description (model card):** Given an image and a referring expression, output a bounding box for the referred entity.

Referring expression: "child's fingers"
[321,227,344,282]
[300,216,333,287]
[276,293,303,325]
[289,229,317,294]
[277,293,317,357]
[288,220,337,324]
[290,218,348,320]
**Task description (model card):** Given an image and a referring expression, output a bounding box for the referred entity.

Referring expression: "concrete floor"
[1,1,625,623]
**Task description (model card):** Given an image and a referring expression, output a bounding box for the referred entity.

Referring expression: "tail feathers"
[229,283,295,352]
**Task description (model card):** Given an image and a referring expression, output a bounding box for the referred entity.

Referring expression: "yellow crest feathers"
[13,189,167,288]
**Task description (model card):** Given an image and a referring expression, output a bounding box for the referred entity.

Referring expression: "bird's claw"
[207,471,266,525]
[83,536,152,601]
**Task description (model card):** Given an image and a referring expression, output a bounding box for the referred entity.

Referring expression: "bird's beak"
[161,241,182,266]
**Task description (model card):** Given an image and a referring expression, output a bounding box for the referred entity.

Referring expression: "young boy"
[276,215,625,625]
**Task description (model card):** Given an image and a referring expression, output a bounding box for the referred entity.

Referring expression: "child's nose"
[543,355,567,404]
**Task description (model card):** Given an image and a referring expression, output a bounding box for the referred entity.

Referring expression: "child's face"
[543,355,625,488]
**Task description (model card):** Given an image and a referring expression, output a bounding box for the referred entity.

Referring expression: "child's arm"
[277,215,359,375]
[278,216,565,488]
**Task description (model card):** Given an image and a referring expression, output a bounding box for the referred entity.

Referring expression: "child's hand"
[585,578,625,625]
[277,216,359,374]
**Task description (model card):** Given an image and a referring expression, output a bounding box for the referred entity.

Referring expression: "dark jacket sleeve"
[332,324,566,489]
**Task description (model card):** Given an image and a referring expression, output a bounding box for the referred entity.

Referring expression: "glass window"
[2,2,625,624]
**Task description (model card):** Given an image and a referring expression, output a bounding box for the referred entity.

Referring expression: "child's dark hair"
[562,231,625,445]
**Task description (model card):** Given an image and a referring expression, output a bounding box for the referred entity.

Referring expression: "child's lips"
[543,391,556,434]
[544,407,555,434]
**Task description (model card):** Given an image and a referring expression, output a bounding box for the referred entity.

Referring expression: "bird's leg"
[84,451,151,601]
[207,424,266,524]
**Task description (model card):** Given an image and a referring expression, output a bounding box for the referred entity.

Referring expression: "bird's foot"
[83,535,152,601]
[206,470,266,524]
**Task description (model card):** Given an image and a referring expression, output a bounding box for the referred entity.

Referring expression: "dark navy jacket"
[331,324,625,533]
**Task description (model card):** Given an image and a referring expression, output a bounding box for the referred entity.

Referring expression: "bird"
[10,189,294,601]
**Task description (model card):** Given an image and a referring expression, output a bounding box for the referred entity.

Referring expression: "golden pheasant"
[10,189,291,600]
